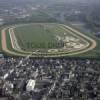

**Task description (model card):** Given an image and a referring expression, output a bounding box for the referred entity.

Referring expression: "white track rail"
[9,27,32,53]
[1,24,97,57]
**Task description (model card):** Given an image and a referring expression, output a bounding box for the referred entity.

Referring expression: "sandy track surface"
[1,24,97,57]
[61,25,97,55]
[10,26,89,54]
[1,28,27,56]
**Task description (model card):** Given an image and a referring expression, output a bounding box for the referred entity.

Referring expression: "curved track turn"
[1,24,97,57]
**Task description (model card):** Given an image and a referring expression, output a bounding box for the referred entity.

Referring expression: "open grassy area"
[14,23,87,51]
[14,24,57,50]
[5,29,32,55]
[1,23,97,57]
[67,23,100,58]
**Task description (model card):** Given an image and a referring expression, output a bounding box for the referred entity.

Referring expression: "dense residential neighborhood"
[0,57,100,100]
[0,0,100,100]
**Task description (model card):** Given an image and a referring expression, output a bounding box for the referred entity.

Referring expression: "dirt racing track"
[1,24,97,57]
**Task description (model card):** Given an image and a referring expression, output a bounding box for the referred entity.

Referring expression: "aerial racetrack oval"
[1,23,97,57]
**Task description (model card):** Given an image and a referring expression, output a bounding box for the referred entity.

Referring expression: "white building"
[3,73,9,79]
[26,79,36,91]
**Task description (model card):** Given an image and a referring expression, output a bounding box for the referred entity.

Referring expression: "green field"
[14,23,86,51]
[1,23,97,57]
[69,24,100,58]
[14,24,58,50]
